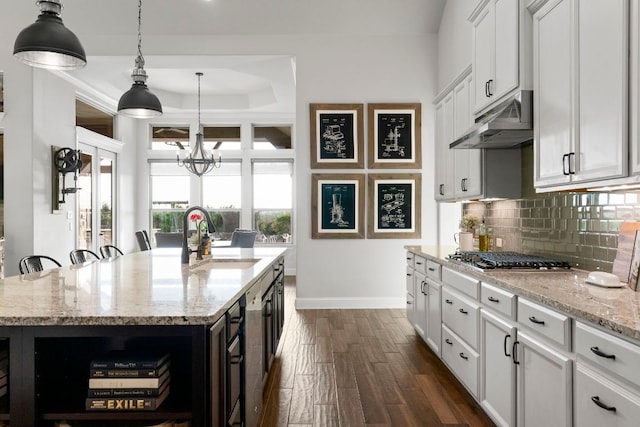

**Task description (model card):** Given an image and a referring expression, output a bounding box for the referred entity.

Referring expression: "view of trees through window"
[149,123,293,245]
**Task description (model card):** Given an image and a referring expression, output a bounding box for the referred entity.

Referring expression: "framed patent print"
[310,103,364,169]
[367,173,421,239]
[367,103,421,169]
[312,174,365,239]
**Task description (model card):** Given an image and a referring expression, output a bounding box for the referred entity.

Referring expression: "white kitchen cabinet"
[480,309,516,427]
[426,279,442,356]
[532,0,628,189]
[630,0,640,175]
[435,93,455,200]
[406,263,416,327]
[575,322,640,427]
[454,73,483,198]
[414,269,427,338]
[470,0,520,114]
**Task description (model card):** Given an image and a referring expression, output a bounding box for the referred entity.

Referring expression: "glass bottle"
[478,220,489,252]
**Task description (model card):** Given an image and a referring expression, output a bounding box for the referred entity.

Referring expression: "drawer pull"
[428,267,436,272]
[406,273,412,277]
[459,352,468,360]
[406,301,412,305]
[459,308,468,315]
[445,299,453,305]
[590,346,616,360]
[445,338,453,346]
[488,296,500,303]
[416,261,423,265]
[528,316,545,325]
[503,334,511,357]
[591,396,616,412]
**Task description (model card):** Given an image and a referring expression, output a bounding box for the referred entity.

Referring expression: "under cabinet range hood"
[450,90,533,149]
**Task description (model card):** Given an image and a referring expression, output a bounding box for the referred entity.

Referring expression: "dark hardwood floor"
[259,277,496,427]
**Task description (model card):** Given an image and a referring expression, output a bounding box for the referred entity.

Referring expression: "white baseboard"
[295,297,406,309]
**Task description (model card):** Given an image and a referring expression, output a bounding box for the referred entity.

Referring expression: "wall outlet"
[495,237,503,248]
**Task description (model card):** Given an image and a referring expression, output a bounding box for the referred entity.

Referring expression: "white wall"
[435,0,477,248]
[437,0,476,92]
[2,7,439,307]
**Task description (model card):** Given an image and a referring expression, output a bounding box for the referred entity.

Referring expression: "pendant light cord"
[136,0,145,68]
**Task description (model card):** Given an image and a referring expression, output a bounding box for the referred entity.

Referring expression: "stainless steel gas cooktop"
[447,251,571,272]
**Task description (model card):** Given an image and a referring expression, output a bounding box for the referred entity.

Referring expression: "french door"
[76,130,119,252]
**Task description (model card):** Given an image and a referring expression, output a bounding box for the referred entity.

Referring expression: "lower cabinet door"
[442,324,479,398]
[480,310,516,427]
[576,364,640,427]
[426,280,441,356]
[516,330,572,427]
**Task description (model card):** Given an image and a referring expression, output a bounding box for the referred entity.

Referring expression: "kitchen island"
[0,247,286,427]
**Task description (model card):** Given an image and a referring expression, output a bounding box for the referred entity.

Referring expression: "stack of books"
[86,350,170,411]
[0,347,7,400]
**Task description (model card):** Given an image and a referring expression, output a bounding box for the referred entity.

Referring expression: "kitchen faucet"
[182,206,216,264]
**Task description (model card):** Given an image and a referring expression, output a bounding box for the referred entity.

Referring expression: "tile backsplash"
[462,192,640,272]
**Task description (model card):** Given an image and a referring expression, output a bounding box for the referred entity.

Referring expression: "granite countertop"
[406,245,640,342]
[0,247,286,327]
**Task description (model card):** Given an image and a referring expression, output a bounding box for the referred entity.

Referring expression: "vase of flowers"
[456,214,480,251]
[189,212,206,248]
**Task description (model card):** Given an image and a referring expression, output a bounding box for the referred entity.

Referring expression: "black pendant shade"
[117,0,162,119]
[14,1,86,70]
[118,81,163,119]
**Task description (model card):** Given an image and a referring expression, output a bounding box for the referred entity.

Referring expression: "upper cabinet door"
[471,0,520,114]
[472,3,495,113]
[574,0,628,183]
[533,0,573,187]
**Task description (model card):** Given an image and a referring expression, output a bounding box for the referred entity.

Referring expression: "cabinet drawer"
[406,266,415,294]
[576,322,640,386]
[406,252,415,269]
[517,298,571,350]
[442,287,480,350]
[226,300,243,341]
[414,255,427,274]
[442,267,480,299]
[426,260,442,281]
[576,364,640,427]
[442,324,479,398]
[481,282,516,320]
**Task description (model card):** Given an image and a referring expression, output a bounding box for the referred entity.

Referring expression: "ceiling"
[50,0,446,116]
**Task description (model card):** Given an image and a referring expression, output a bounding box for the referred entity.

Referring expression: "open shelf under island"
[0,247,286,427]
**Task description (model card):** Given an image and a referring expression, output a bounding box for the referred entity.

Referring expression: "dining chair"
[99,245,124,259]
[69,249,101,265]
[136,230,152,251]
[229,229,258,248]
[154,232,183,248]
[19,255,62,274]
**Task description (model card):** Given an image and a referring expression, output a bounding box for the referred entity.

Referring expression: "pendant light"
[117,0,162,119]
[177,72,222,177]
[13,0,86,70]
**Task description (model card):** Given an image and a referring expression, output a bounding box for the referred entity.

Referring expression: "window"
[253,125,292,150]
[148,121,294,245]
[253,161,293,243]
[202,162,242,241]
[150,163,189,234]
[151,126,190,151]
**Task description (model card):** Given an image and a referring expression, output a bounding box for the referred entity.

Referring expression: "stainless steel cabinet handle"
[590,346,616,360]
[591,396,616,412]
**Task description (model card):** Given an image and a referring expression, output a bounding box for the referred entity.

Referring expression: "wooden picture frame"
[310,103,364,169]
[628,230,640,290]
[367,173,421,239]
[367,103,422,169]
[311,174,365,239]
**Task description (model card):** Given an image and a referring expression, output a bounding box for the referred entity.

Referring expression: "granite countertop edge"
[405,245,640,343]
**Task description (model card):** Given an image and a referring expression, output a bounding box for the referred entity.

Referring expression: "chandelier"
[177,72,221,177]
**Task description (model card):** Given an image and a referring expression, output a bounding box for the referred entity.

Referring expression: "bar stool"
[19,255,62,274]
[69,249,100,265]
[99,245,124,259]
